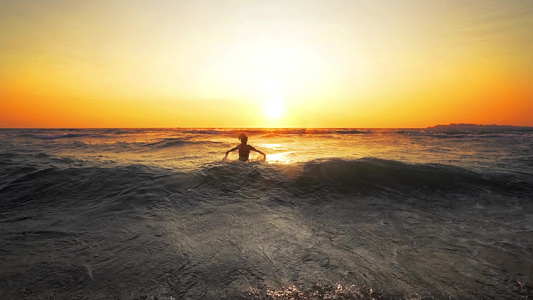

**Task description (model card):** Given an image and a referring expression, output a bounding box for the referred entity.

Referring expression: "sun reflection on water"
[260,143,294,165]
[266,151,294,165]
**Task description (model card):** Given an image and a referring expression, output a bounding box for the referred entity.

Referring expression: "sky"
[1,0,532,128]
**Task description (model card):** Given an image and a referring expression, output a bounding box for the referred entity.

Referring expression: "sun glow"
[1,2,532,128]
[265,98,284,119]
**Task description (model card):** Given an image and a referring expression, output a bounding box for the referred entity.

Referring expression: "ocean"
[0,127,532,299]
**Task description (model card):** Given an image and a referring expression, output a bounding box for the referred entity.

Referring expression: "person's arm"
[226,146,239,155]
[224,145,239,160]
[250,146,266,160]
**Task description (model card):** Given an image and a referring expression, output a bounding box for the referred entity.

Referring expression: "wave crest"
[1,158,529,211]
[144,138,223,149]
[33,133,91,140]
[193,158,530,197]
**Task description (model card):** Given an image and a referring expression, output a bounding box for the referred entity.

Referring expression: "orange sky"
[1,0,532,128]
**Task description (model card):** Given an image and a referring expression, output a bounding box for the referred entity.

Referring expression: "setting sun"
[265,98,285,119]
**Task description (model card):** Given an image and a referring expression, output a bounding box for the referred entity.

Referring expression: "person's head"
[238,133,248,144]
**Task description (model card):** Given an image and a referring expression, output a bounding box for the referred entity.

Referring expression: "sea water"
[0,127,532,299]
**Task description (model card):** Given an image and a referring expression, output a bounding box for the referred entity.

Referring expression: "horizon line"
[1,123,532,130]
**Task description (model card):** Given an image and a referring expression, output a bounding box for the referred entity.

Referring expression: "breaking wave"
[2,158,529,212]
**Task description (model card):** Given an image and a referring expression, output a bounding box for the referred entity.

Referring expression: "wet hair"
[238,133,248,144]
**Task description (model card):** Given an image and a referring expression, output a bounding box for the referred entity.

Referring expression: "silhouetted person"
[224,134,266,162]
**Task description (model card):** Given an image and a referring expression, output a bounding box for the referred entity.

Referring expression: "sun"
[265,98,284,119]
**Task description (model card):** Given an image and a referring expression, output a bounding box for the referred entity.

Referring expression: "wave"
[182,129,231,135]
[181,128,373,136]
[143,138,224,149]
[192,158,531,197]
[2,158,528,213]
[291,158,504,192]
[33,133,92,140]
[181,127,530,137]
[144,138,194,148]
[178,127,529,136]
[334,129,370,134]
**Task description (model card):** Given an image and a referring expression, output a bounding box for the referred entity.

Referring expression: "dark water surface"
[1,128,532,299]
